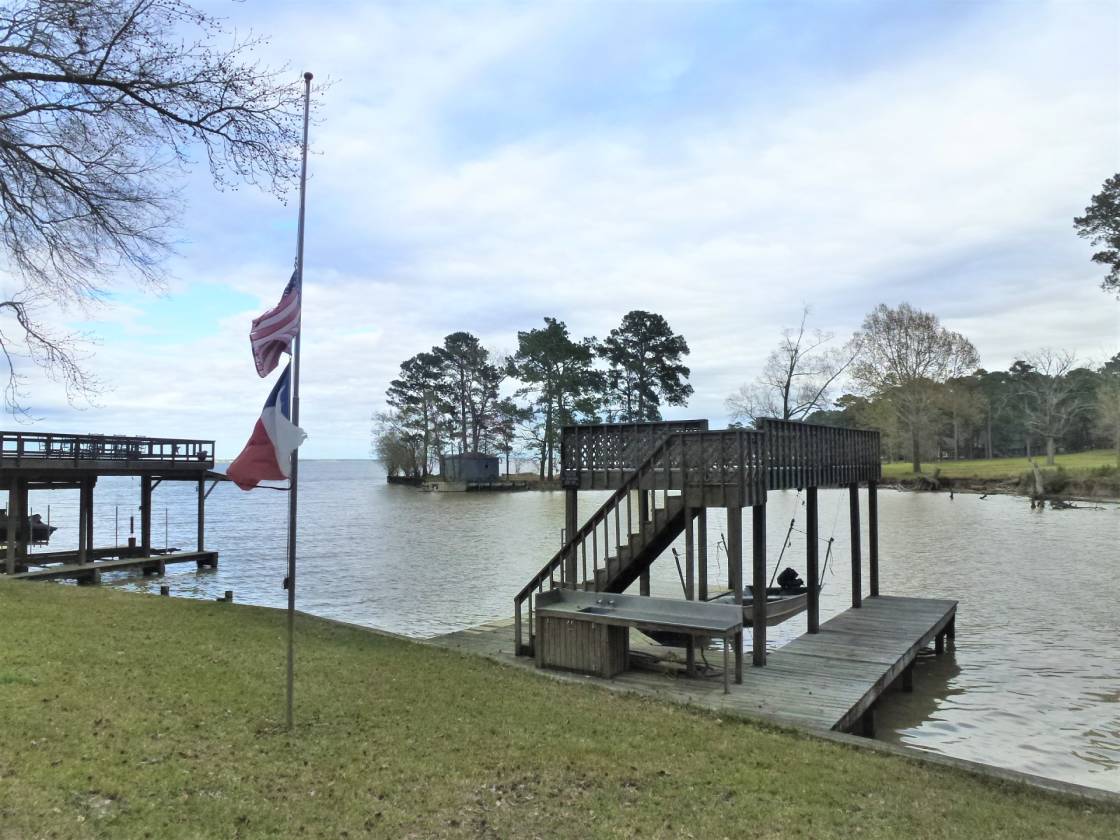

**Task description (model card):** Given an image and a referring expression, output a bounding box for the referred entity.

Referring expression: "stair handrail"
[514,433,676,606]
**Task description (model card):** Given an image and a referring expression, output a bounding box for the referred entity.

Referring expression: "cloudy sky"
[7,0,1120,458]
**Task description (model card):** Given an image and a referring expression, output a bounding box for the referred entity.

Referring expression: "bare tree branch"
[0,0,311,412]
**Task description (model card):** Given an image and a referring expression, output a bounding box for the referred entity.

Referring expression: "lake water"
[23,459,1120,793]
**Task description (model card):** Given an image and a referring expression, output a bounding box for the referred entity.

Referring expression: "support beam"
[638,491,650,596]
[868,480,879,597]
[140,475,152,558]
[684,508,696,674]
[806,486,820,634]
[197,478,205,552]
[564,487,577,587]
[5,478,17,574]
[77,479,88,565]
[17,478,29,563]
[727,506,743,683]
[849,483,862,609]
[697,508,708,602]
[752,503,767,667]
[84,477,94,553]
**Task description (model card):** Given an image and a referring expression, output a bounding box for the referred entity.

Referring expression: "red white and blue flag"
[227,364,307,491]
[250,271,302,378]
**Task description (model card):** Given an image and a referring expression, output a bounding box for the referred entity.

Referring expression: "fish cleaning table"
[534,589,744,691]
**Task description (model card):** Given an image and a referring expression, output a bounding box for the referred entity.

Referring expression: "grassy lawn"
[0,583,1115,839]
[881,449,1117,480]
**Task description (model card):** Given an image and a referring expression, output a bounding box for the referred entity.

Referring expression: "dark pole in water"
[806,486,819,634]
[849,483,862,608]
[751,502,767,666]
[286,71,313,732]
[868,480,879,597]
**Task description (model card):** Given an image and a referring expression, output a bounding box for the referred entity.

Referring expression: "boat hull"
[642,589,809,647]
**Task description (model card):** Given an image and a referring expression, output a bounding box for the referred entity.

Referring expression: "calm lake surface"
[25,459,1120,793]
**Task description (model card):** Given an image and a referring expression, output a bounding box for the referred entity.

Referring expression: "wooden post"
[638,491,650,596]
[684,508,695,674]
[140,475,152,558]
[752,503,767,667]
[806,486,819,634]
[197,478,205,552]
[77,479,88,565]
[564,487,577,588]
[727,506,743,682]
[697,507,708,602]
[868,480,879,598]
[849,483,861,608]
[16,479,28,564]
[84,477,94,553]
[5,477,17,574]
[860,705,876,738]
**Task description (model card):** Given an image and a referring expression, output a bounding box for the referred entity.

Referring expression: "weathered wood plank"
[432,595,957,733]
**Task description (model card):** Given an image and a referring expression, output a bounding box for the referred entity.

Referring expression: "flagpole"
[286,70,313,731]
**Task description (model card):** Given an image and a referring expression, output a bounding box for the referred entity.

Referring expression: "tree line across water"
[374,303,1120,479]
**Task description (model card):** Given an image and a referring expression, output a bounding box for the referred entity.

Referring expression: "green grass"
[0,583,1115,839]
[881,449,1118,480]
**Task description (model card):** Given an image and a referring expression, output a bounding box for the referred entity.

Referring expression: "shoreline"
[388,475,1120,504]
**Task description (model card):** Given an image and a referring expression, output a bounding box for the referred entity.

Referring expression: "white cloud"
[9,0,1119,456]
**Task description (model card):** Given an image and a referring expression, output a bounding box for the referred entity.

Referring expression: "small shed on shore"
[440,453,500,482]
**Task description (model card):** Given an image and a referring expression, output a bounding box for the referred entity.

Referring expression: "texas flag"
[227,364,307,491]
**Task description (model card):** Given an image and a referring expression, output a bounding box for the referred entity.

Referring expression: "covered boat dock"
[1,431,221,583]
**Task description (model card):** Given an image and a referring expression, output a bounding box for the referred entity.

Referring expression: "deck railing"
[560,419,709,488]
[756,418,881,489]
[0,431,215,468]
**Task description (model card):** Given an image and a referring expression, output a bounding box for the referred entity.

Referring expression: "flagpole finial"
[304,71,313,82]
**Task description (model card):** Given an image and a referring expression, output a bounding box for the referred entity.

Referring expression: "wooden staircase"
[593,494,688,593]
[514,432,716,655]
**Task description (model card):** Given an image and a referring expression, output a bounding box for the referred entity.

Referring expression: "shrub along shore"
[0,582,1115,839]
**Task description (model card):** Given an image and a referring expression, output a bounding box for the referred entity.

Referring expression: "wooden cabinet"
[535,615,629,678]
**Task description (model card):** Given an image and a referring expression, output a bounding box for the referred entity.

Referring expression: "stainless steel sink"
[578,606,614,615]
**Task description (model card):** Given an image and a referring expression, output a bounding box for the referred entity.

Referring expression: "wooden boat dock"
[10,550,219,584]
[1,430,223,583]
[430,594,957,734]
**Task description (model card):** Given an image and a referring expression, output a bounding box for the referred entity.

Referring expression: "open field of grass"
[881,449,1118,480]
[1,582,1115,839]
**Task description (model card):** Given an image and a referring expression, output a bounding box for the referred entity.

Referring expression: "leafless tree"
[1017,349,1091,466]
[0,0,308,412]
[1095,374,1120,468]
[726,307,858,425]
[850,303,978,473]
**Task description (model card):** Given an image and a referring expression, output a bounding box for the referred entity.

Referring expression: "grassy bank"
[881,449,1117,480]
[0,583,1114,839]
[881,450,1120,498]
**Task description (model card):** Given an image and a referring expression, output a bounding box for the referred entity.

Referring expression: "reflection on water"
[24,460,1120,793]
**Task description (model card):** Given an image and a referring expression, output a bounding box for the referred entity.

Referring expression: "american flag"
[250,271,302,378]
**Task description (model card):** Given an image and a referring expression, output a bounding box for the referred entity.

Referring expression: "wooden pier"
[431,594,957,734]
[10,550,219,584]
[500,417,960,735]
[1,431,223,583]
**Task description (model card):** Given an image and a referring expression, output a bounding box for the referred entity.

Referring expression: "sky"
[4,0,1119,458]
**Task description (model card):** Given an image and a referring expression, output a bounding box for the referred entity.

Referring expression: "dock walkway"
[429,594,956,733]
[11,550,218,583]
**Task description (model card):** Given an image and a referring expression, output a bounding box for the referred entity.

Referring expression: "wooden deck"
[429,594,956,733]
[11,550,219,582]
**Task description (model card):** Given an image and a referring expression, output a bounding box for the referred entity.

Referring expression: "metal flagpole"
[286,71,313,731]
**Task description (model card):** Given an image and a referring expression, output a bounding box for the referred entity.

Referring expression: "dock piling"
[806,487,819,634]
[849,483,862,608]
[751,502,767,667]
